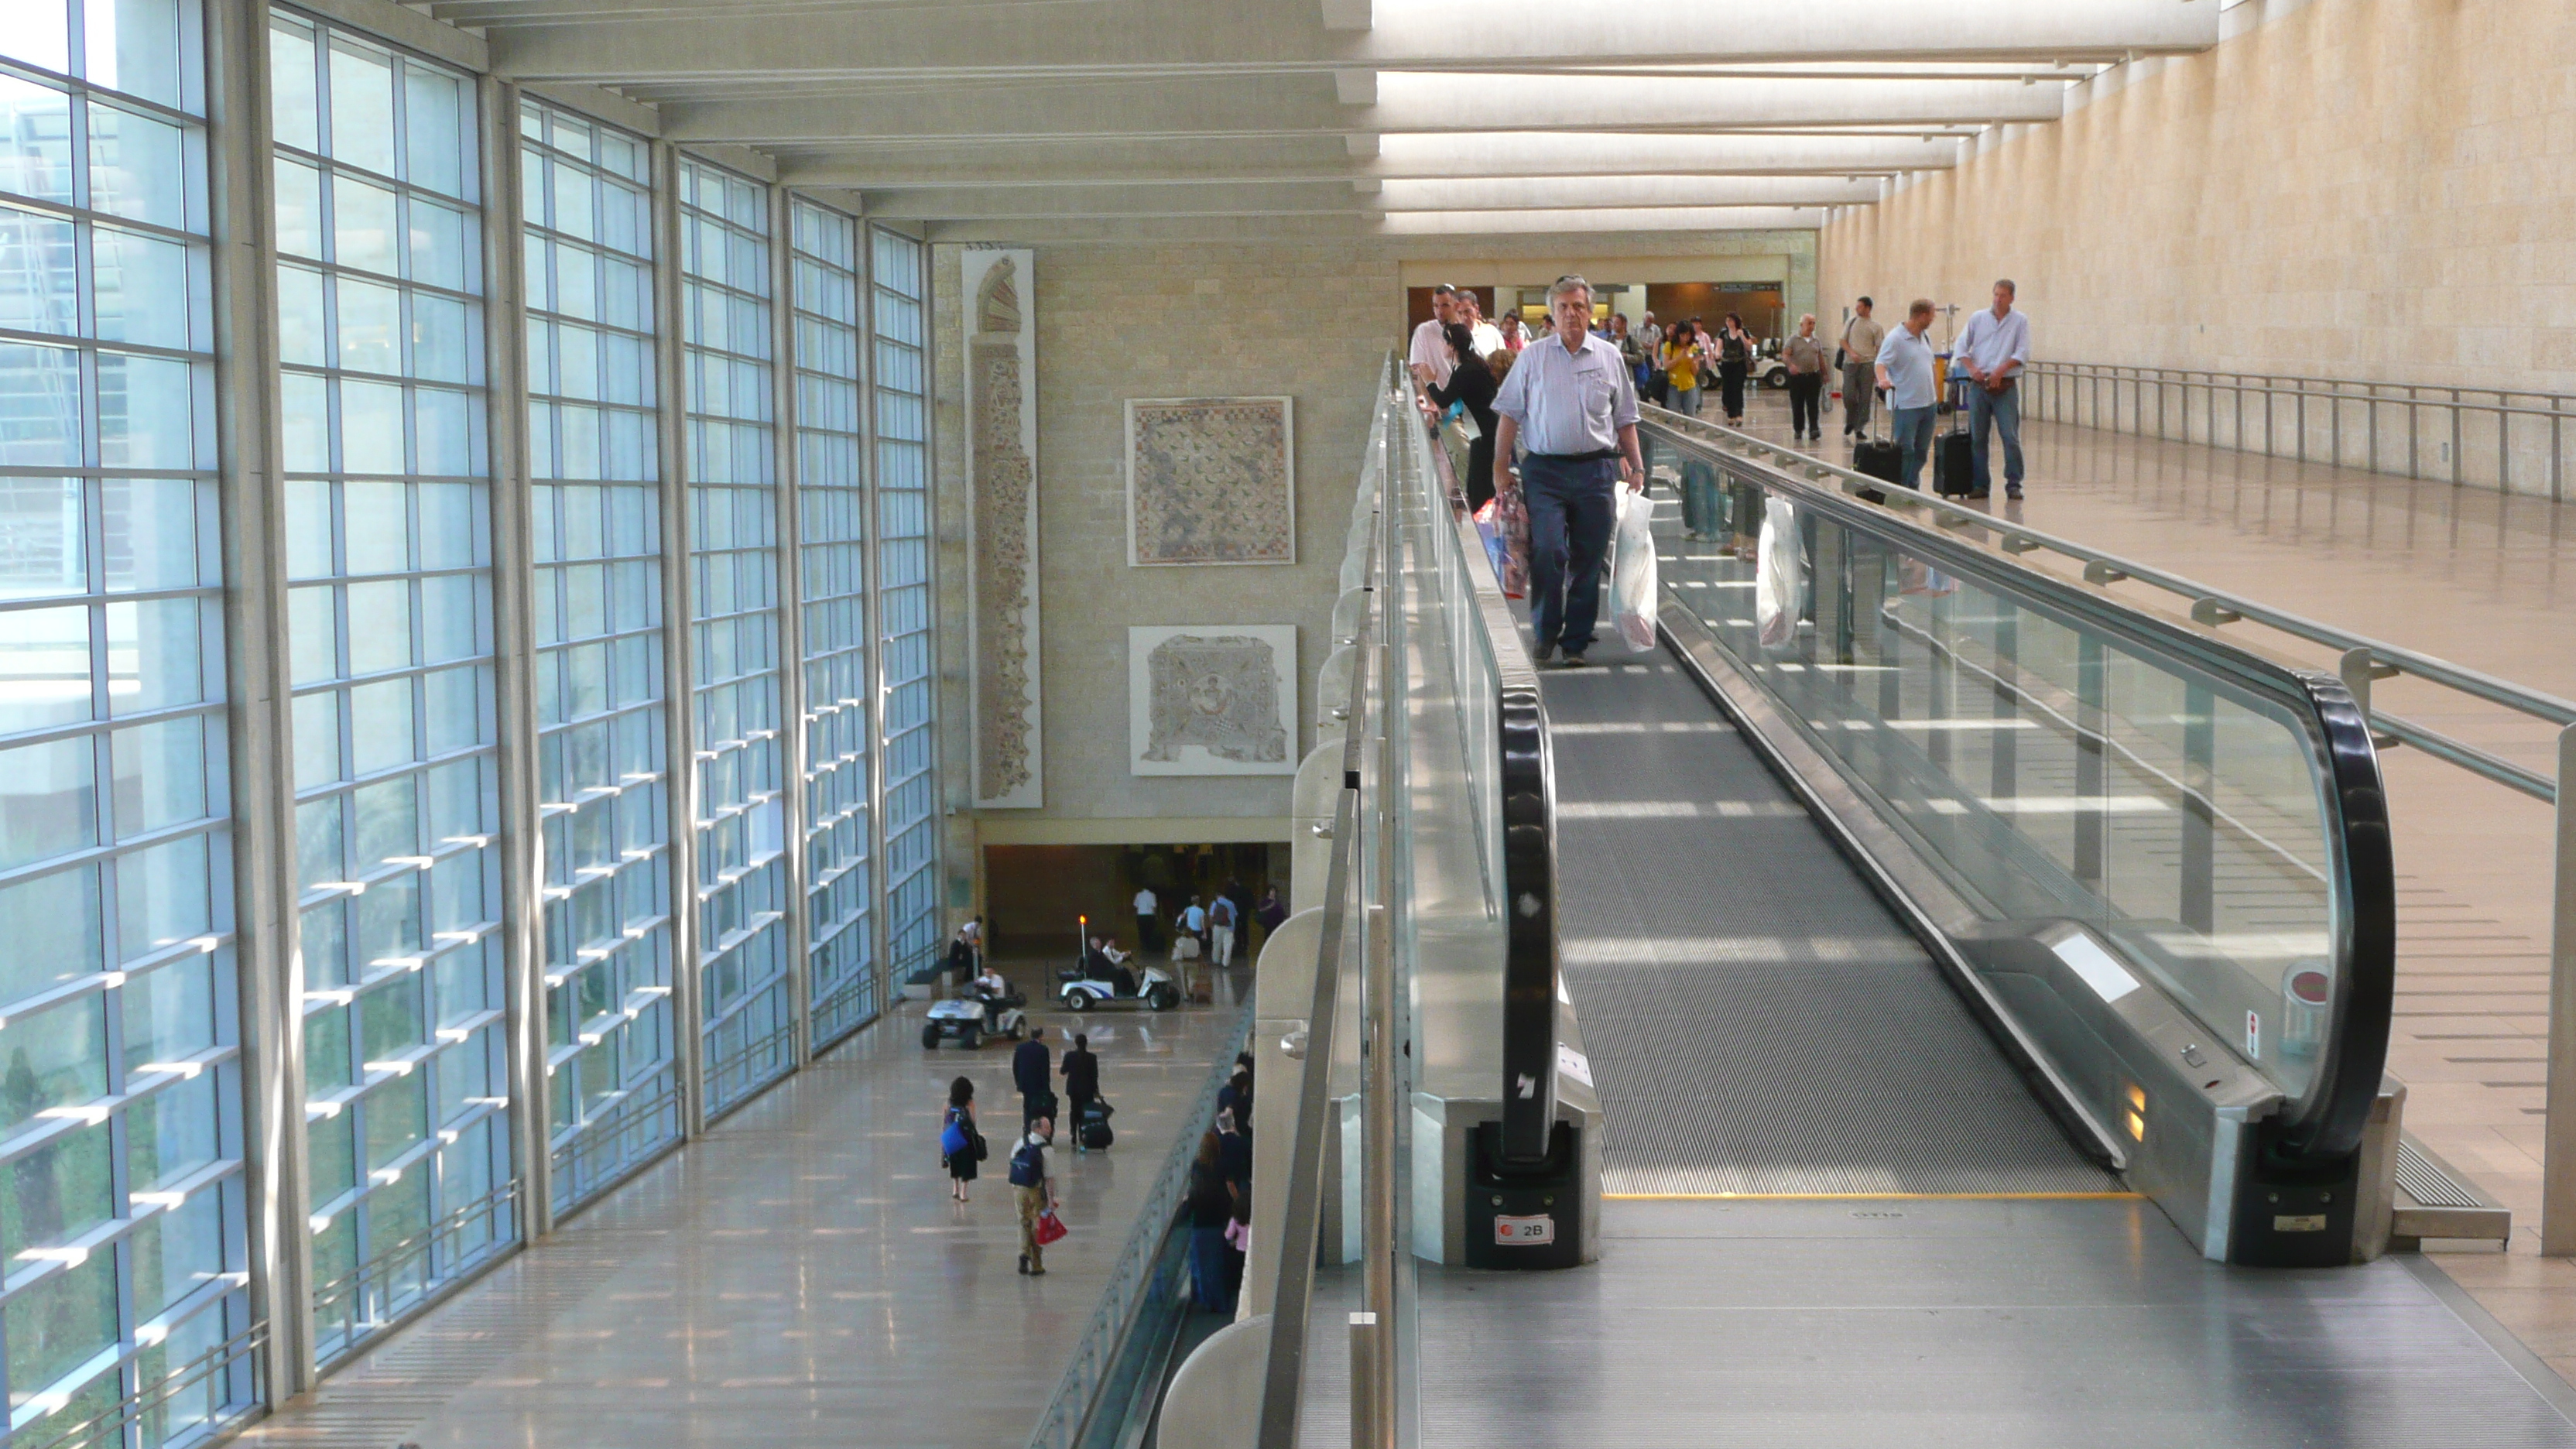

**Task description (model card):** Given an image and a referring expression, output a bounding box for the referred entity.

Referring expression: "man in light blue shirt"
[1873,299,1939,493]
[1491,275,1644,667]
[1954,279,2032,498]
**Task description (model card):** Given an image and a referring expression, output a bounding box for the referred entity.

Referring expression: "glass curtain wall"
[676,160,789,1117]
[267,13,512,1364]
[0,5,258,1447]
[517,101,677,1213]
[787,200,872,1049]
[868,228,937,981]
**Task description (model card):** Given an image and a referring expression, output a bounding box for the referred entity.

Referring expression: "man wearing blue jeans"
[1954,279,2032,498]
[1875,298,1940,492]
[1490,275,1645,669]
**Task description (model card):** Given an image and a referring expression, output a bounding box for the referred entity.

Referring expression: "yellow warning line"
[1603,1191,2144,1201]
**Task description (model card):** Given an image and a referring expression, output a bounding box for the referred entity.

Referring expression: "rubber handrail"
[1401,377,1564,1166]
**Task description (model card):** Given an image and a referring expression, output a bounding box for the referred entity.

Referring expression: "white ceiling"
[426,0,2222,236]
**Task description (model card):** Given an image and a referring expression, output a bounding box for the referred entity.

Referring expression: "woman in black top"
[1418,322,1501,511]
[1185,1132,1238,1314]
[1716,312,1755,426]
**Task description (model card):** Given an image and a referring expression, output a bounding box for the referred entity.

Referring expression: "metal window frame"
[158,3,961,1418]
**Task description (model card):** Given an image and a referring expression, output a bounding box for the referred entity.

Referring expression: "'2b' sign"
[1494,1214,1555,1245]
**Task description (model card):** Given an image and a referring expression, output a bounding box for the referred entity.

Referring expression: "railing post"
[2543,725,2576,1255]
[2451,388,2465,485]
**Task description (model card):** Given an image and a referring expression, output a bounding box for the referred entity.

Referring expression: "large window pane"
[0,8,249,1444]
[271,12,510,1367]
[871,228,940,980]
[791,200,873,1048]
[680,159,788,1118]
[523,98,677,1214]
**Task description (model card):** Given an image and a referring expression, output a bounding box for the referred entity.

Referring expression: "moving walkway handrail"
[1396,373,1565,1166]
[1639,406,2396,1161]
[1639,402,2576,806]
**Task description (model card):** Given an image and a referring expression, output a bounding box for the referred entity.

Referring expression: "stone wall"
[1817,0,2576,392]
[931,238,1396,855]
[927,228,1825,913]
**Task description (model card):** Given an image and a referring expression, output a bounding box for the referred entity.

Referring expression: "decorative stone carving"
[1125,396,1296,567]
[1129,625,1299,776]
[964,248,1041,807]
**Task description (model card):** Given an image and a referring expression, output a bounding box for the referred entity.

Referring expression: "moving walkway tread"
[1540,647,2116,1195]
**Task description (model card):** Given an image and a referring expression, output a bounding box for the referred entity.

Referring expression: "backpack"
[940,1109,968,1160]
[1008,1141,1044,1188]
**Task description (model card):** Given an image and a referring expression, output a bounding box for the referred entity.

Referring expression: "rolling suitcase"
[1933,379,1976,498]
[1850,400,1903,504]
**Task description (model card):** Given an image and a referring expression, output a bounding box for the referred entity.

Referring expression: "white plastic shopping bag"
[1755,496,1804,651]
[1611,487,1659,652]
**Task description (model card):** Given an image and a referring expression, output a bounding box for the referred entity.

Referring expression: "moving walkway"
[1136,369,2576,1449]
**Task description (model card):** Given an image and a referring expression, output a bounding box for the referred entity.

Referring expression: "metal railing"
[312,1180,522,1365]
[1024,997,1256,1449]
[1642,400,2576,1248]
[2023,361,2574,499]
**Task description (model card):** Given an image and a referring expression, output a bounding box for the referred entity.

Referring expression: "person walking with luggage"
[1839,298,1886,440]
[1874,300,1941,493]
[1714,313,1756,426]
[1185,1132,1238,1313]
[1009,1128,1059,1276]
[1634,311,1666,405]
[1060,1032,1101,1152]
[1953,279,2032,500]
[941,1076,981,1204]
[1012,1026,1053,1136]
[1490,275,1646,670]
[1784,313,1828,441]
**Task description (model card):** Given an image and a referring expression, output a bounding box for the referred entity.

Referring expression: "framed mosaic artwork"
[964,247,1042,807]
[1127,624,1299,776]
[1125,396,1296,567]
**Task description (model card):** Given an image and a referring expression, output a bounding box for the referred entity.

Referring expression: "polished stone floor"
[1704,389,2576,1383]
[239,961,1248,1449]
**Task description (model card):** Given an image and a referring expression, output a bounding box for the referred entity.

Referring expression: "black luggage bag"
[1852,396,1903,503]
[1934,382,1976,498]
[1079,1096,1114,1150]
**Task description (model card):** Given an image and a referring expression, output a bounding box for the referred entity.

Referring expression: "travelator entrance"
[1043,366,2575,1449]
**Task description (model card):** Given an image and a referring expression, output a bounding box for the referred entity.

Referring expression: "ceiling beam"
[660,73,2063,146]
[859,181,1379,221]
[478,0,2208,83]
[1378,175,1880,211]
[771,131,1958,190]
[1370,131,1961,178]
[1375,205,1828,235]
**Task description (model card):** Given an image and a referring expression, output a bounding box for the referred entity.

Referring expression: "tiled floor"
[1712,389,2576,1380]
[236,961,1249,1449]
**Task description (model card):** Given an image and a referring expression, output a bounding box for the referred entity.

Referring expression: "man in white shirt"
[1408,285,1459,389]
[1490,275,1645,669]
[1458,289,1506,358]
[1954,279,2033,499]
[1132,885,1161,954]
[1873,299,1941,493]
[1839,297,1886,440]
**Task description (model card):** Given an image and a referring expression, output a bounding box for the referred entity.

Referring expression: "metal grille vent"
[2394,1140,2487,1210]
